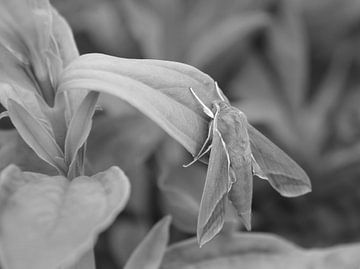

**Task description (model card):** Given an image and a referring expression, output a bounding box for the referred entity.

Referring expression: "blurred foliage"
[2,0,359,267]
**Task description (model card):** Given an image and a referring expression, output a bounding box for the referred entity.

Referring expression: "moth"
[186,83,311,246]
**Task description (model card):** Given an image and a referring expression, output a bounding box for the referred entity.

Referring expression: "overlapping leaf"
[59,53,222,155]
[0,165,130,269]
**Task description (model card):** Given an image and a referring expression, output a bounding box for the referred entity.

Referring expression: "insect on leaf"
[188,83,311,246]
[247,124,311,197]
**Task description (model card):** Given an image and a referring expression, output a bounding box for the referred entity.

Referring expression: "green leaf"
[186,13,268,68]
[161,232,302,269]
[124,216,171,269]
[7,99,66,174]
[161,231,360,269]
[87,113,164,173]
[64,91,99,176]
[0,165,130,269]
[0,129,56,175]
[59,53,221,156]
[266,1,308,110]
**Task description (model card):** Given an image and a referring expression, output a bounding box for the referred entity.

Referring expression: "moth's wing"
[197,128,229,247]
[247,124,311,197]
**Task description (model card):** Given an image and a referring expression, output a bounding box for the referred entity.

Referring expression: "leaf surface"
[0,165,130,269]
[161,232,303,269]
[59,53,221,155]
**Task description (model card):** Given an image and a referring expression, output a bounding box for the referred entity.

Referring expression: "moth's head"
[211,101,230,115]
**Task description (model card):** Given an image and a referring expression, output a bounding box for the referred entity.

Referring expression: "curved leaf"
[7,99,66,174]
[58,53,221,155]
[0,165,130,269]
[124,216,171,269]
[161,232,302,269]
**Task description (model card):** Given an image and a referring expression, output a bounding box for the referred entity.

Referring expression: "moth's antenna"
[189,87,214,118]
[215,81,226,101]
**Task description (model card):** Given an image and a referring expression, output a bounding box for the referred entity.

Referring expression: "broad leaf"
[0,129,56,175]
[124,216,172,269]
[59,53,222,155]
[161,231,360,269]
[161,232,302,269]
[0,165,130,269]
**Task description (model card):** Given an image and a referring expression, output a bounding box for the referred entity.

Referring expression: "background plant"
[1,0,360,268]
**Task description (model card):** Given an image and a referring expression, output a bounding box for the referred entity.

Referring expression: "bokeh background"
[2,0,360,268]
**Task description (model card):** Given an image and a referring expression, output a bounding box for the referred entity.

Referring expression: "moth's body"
[210,101,253,228]
[188,83,311,246]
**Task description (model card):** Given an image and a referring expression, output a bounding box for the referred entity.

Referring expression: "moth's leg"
[215,81,226,102]
[215,127,232,189]
[183,144,212,167]
[189,87,214,118]
[213,104,232,188]
[183,122,213,167]
[251,154,268,180]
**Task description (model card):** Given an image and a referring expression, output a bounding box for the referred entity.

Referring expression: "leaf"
[0,129,56,175]
[265,1,308,110]
[0,165,130,269]
[247,124,311,197]
[64,91,99,175]
[87,113,165,173]
[186,13,269,68]
[7,99,66,174]
[197,124,229,247]
[59,53,222,156]
[161,232,303,269]
[124,216,172,269]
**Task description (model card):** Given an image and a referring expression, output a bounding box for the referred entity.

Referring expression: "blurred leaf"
[0,165,130,269]
[161,232,302,269]
[87,113,164,173]
[186,13,269,68]
[108,219,150,267]
[266,1,308,110]
[156,138,205,233]
[62,250,95,269]
[121,0,270,76]
[124,216,172,269]
[161,231,360,268]
[59,53,221,156]
[0,129,56,175]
